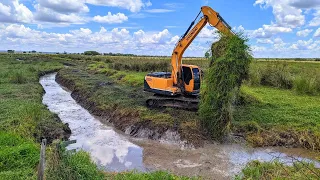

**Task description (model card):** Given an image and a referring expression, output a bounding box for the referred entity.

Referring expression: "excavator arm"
[171,6,233,86]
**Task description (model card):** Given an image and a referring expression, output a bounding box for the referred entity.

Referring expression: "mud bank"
[55,70,195,147]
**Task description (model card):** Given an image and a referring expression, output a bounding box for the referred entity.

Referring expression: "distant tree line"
[7,50,39,54]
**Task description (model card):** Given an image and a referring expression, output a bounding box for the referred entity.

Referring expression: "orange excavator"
[144,6,233,110]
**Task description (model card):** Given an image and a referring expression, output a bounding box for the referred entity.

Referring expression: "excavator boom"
[171,6,233,86]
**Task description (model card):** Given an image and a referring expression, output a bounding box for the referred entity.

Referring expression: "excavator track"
[146,95,199,111]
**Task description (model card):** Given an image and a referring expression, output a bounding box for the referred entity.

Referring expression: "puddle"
[40,73,319,179]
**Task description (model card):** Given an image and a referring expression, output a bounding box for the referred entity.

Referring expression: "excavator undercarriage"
[146,94,199,111]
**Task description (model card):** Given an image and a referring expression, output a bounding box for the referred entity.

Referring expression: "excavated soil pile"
[199,33,252,140]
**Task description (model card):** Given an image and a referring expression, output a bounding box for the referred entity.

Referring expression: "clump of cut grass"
[199,33,252,140]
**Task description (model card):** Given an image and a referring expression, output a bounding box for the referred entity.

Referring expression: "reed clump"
[199,33,252,140]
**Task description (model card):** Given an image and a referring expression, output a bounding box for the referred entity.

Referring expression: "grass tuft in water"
[235,160,320,180]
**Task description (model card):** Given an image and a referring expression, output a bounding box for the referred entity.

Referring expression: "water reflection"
[40,73,145,172]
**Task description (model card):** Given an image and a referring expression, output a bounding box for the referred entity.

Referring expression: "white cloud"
[314,28,320,37]
[251,38,320,58]
[290,39,315,50]
[309,10,320,26]
[168,35,179,44]
[37,0,89,13]
[145,9,174,13]
[0,24,180,55]
[233,25,245,32]
[251,24,292,38]
[296,29,313,37]
[198,25,219,38]
[163,3,184,9]
[1,24,320,57]
[274,37,284,44]
[12,0,34,23]
[0,0,150,25]
[34,4,87,24]
[254,0,305,28]
[93,12,128,24]
[257,39,273,44]
[70,28,92,36]
[134,29,170,44]
[254,0,320,29]
[289,0,320,9]
[110,28,130,42]
[3,24,35,38]
[252,45,267,52]
[0,2,11,16]
[86,0,151,13]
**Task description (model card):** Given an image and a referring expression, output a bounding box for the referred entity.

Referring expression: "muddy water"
[40,73,145,172]
[40,73,319,179]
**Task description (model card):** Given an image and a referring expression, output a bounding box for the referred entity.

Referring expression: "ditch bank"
[43,72,320,179]
[38,69,71,143]
[55,69,198,147]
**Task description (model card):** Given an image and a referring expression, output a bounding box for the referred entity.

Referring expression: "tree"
[205,50,211,59]
[7,50,15,53]
[84,51,100,56]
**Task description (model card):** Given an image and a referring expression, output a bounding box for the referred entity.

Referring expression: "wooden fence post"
[38,139,47,180]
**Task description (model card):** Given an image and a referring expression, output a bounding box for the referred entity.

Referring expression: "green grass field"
[1,53,319,179]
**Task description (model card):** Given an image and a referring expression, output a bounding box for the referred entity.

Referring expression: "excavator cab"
[181,65,201,96]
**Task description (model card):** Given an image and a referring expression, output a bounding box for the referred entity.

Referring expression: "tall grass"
[9,71,27,84]
[46,147,104,180]
[236,160,320,180]
[109,61,169,72]
[294,75,320,95]
[247,61,293,88]
[0,132,39,178]
[247,61,320,95]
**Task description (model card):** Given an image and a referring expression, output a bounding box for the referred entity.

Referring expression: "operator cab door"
[182,66,194,93]
[192,68,200,91]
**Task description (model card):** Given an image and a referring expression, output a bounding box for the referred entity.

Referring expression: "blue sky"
[0,0,320,57]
